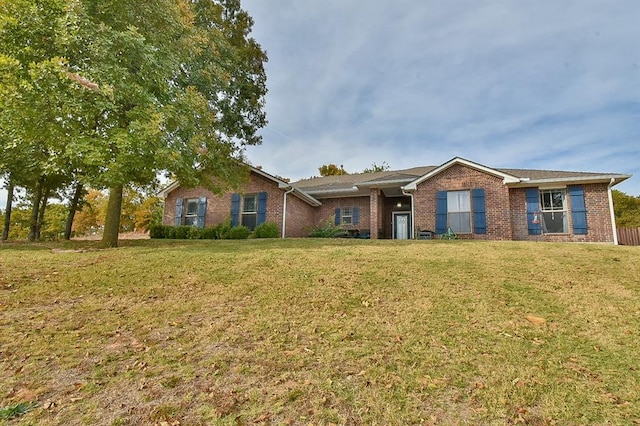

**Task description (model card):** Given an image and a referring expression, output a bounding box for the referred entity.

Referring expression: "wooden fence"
[617,227,640,246]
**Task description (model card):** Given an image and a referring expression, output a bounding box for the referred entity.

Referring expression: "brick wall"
[413,164,512,240]
[163,172,315,237]
[510,183,615,243]
[315,196,371,232]
[284,192,317,237]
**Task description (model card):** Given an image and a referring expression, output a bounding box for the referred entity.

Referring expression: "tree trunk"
[35,186,51,241]
[64,182,85,240]
[2,179,14,241]
[102,184,124,248]
[28,177,44,242]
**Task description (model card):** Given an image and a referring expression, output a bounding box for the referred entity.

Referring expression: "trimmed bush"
[253,222,279,238]
[187,226,203,239]
[173,226,192,239]
[163,226,175,239]
[200,226,218,240]
[215,221,232,239]
[149,224,168,239]
[229,225,251,239]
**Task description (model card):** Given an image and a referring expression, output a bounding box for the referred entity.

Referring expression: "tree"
[71,188,106,236]
[362,162,390,173]
[613,190,640,227]
[0,0,104,241]
[2,179,13,241]
[319,164,348,176]
[0,0,268,247]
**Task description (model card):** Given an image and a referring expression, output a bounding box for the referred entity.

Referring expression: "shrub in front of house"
[309,217,347,238]
[167,226,179,239]
[229,225,251,239]
[149,224,169,239]
[215,220,232,239]
[187,226,203,239]
[253,222,279,238]
[173,226,192,239]
[199,226,218,240]
[149,220,237,240]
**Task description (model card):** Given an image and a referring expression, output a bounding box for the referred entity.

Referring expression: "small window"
[241,195,257,230]
[447,191,471,233]
[540,189,567,233]
[184,199,199,226]
[341,207,353,225]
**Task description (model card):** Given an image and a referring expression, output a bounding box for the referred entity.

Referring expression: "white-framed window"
[447,190,471,233]
[341,207,353,225]
[241,194,257,230]
[184,198,199,226]
[540,189,567,233]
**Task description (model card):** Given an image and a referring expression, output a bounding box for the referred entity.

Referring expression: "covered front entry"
[393,212,411,239]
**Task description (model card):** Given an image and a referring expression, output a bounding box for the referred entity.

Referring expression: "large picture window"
[540,189,567,233]
[447,191,471,233]
[241,195,257,230]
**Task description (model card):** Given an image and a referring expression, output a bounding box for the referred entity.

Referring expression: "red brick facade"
[413,164,511,240]
[510,183,614,242]
[162,162,620,243]
[314,196,371,232]
[162,172,316,237]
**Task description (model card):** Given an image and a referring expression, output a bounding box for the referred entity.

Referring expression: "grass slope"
[1,239,639,425]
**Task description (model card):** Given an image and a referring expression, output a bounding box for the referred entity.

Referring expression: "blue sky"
[241,0,639,194]
[1,1,638,209]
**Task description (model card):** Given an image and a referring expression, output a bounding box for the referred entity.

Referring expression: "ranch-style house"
[159,157,631,243]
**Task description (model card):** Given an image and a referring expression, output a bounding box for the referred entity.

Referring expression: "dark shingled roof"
[293,166,435,193]
[496,168,616,180]
[292,163,627,194]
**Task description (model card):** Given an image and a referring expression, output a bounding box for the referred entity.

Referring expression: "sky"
[1,1,639,209]
[240,0,640,194]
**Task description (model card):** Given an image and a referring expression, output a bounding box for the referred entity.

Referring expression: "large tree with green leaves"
[0,0,267,247]
[613,190,640,228]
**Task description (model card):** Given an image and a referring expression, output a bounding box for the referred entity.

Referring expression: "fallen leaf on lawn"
[525,315,546,326]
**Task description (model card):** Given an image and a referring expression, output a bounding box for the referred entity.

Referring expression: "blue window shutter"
[231,193,240,227]
[196,197,207,228]
[257,192,267,225]
[174,197,183,226]
[334,208,341,226]
[472,188,487,234]
[526,188,541,235]
[568,185,588,235]
[435,191,447,234]
[353,207,359,225]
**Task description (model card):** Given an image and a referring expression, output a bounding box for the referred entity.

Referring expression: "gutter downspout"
[402,188,415,239]
[607,178,618,245]
[282,187,295,239]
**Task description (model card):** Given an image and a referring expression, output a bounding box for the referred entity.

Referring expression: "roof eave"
[157,181,180,199]
[356,178,417,188]
[506,174,632,188]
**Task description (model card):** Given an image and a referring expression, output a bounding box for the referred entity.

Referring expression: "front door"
[393,212,411,240]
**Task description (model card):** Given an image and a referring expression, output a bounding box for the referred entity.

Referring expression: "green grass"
[1,239,639,425]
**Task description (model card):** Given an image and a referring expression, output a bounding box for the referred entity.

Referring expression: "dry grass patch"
[1,239,639,425]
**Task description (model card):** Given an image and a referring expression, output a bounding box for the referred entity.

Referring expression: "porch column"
[370,188,379,239]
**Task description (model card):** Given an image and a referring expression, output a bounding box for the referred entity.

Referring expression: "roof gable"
[402,157,521,190]
[158,166,321,206]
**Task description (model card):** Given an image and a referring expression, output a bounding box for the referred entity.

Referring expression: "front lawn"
[1,239,639,425]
